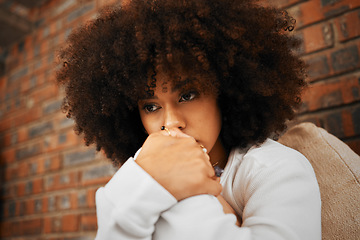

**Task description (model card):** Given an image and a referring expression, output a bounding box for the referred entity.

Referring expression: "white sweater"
[95,139,321,239]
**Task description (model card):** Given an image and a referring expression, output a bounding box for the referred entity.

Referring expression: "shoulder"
[228,139,320,211]
[229,139,318,191]
[241,139,313,172]
[227,142,321,240]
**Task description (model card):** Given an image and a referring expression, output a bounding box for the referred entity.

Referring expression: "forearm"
[95,158,177,240]
[153,194,250,240]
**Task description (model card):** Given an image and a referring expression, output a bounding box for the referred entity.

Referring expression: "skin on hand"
[136,70,231,207]
[217,195,242,226]
[136,129,222,201]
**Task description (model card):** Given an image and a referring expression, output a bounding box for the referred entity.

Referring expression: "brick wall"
[0,0,119,239]
[0,0,359,239]
[266,0,360,153]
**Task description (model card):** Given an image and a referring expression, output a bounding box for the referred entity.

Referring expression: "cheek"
[210,108,222,139]
[198,101,222,142]
[139,113,160,135]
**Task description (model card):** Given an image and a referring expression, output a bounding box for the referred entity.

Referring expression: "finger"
[207,164,216,177]
[168,128,193,138]
[205,180,223,197]
[158,127,192,138]
[211,176,221,182]
[159,129,171,137]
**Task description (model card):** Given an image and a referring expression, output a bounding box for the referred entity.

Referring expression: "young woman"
[56,0,321,239]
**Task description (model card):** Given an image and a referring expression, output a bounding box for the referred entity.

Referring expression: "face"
[138,70,225,165]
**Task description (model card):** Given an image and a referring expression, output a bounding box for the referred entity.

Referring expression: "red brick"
[62,214,79,232]
[346,138,360,156]
[26,83,59,104]
[1,132,11,148]
[288,1,324,28]
[299,104,360,140]
[40,40,50,56]
[4,165,17,181]
[87,188,97,208]
[334,9,360,42]
[45,171,79,191]
[33,178,44,194]
[43,130,80,153]
[15,143,42,161]
[17,127,28,143]
[36,157,46,174]
[0,221,12,238]
[0,76,6,92]
[52,217,62,233]
[44,155,62,172]
[81,164,114,186]
[43,215,62,233]
[49,21,59,36]
[0,147,15,165]
[25,199,35,215]
[0,116,12,133]
[331,43,360,74]
[321,0,360,17]
[342,110,354,137]
[17,182,25,197]
[17,161,29,178]
[302,75,360,112]
[72,191,79,209]
[43,217,52,233]
[2,202,12,218]
[300,22,333,54]
[80,213,97,231]
[263,0,303,9]
[303,53,330,81]
[19,218,43,235]
[1,185,15,199]
[1,106,43,131]
[304,42,360,81]
[18,76,31,93]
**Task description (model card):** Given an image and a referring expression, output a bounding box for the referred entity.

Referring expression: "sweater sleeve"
[151,142,321,240]
[153,194,252,240]
[234,145,322,240]
[95,142,321,240]
[95,158,177,240]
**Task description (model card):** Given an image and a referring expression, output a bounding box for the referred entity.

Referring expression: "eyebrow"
[138,77,196,101]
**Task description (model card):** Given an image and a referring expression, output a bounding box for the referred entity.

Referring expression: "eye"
[143,104,161,113]
[179,91,198,102]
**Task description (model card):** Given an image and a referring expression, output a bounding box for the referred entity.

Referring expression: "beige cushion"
[278,122,360,240]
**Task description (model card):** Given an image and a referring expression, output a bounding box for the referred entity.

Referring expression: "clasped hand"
[135,128,222,201]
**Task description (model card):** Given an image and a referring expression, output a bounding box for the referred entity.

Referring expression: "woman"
[56,0,321,239]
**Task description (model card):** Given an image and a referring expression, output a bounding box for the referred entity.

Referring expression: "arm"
[151,142,321,240]
[135,129,222,200]
[153,195,251,240]
[95,158,177,240]
[95,129,222,239]
[236,145,322,240]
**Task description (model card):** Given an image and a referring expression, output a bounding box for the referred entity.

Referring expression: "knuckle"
[193,174,206,186]
[183,137,197,146]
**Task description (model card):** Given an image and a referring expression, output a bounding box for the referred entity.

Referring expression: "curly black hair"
[56,0,306,165]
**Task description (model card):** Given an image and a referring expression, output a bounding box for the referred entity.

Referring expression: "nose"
[163,105,186,130]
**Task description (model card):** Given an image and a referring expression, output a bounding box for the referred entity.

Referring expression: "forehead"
[157,72,198,91]
[140,69,216,99]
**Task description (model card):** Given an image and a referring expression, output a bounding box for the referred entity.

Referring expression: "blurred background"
[0,0,359,239]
